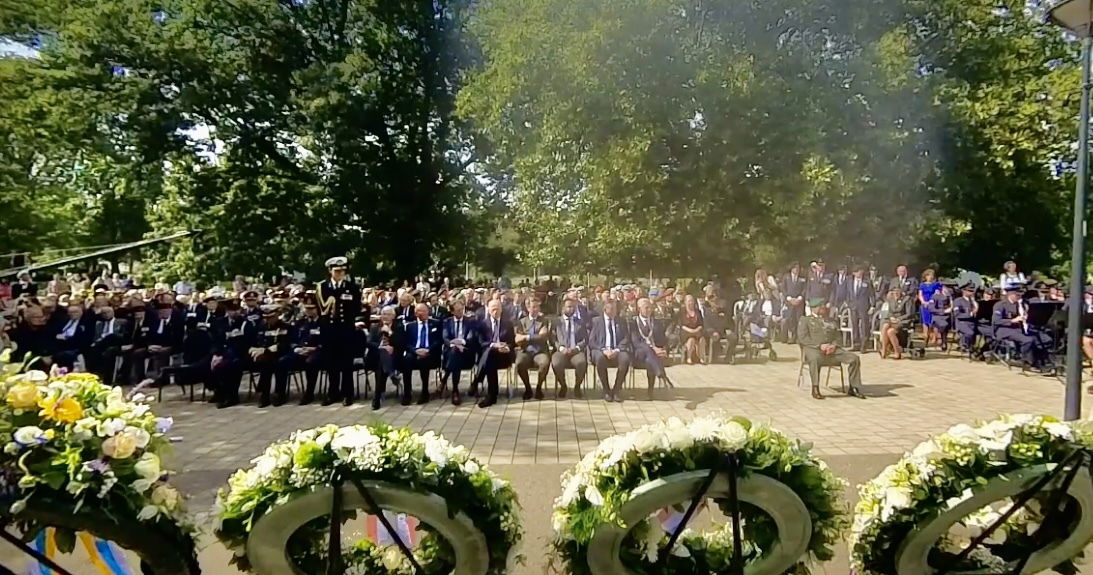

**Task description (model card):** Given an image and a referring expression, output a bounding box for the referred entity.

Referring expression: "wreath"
[214,423,523,575]
[0,356,198,575]
[550,415,847,575]
[850,414,1093,575]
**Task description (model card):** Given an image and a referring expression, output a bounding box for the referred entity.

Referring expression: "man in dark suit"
[11,305,55,371]
[400,303,442,405]
[367,306,403,410]
[889,264,919,298]
[781,262,806,343]
[210,300,254,408]
[551,298,587,399]
[316,256,363,406]
[441,299,476,405]
[394,292,416,325]
[142,302,183,386]
[805,260,834,312]
[88,305,127,385]
[832,264,852,310]
[471,299,515,408]
[847,266,875,353]
[631,298,670,398]
[51,302,91,370]
[515,297,552,399]
[588,300,632,402]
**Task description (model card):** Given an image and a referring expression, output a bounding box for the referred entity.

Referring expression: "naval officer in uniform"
[316,256,363,405]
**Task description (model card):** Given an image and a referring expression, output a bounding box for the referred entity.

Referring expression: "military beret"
[808,297,827,307]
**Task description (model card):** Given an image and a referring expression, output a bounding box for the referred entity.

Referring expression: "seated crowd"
[0,256,1071,409]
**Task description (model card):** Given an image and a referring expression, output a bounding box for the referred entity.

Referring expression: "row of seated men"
[7,292,677,409]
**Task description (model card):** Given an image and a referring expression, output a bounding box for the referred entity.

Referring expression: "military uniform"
[926,289,953,350]
[251,312,296,407]
[211,310,255,408]
[316,258,363,404]
[797,309,864,398]
[289,313,325,404]
[953,292,978,352]
[992,296,1038,367]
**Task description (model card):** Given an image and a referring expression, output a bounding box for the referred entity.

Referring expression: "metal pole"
[1066,33,1092,421]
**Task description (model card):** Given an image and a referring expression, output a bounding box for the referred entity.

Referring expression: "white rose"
[584,485,605,506]
[135,453,161,479]
[151,484,181,511]
[883,486,913,511]
[946,424,980,444]
[462,460,480,475]
[424,440,449,467]
[715,422,748,450]
[910,439,944,461]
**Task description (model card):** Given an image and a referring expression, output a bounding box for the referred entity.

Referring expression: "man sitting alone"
[798,298,867,400]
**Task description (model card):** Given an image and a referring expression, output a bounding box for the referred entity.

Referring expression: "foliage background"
[0,0,1085,281]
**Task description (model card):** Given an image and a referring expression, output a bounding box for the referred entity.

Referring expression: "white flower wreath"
[851,414,1093,575]
[551,415,847,575]
[215,423,523,575]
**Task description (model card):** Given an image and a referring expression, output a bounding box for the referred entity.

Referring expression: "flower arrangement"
[551,415,848,575]
[0,355,198,575]
[850,414,1093,575]
[214,423,523,574]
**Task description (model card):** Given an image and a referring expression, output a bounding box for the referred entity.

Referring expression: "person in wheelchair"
[741,291,777,361]
[798,298,866,400]
[877,285,915,359]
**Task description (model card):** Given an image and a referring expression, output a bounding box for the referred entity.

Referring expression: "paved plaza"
[3,343,1087,573]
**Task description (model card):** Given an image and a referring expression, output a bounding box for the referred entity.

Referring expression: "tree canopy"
[0,0,1086,280]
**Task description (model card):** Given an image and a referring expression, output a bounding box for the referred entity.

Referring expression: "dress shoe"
[321,396,341,406]
[848,388,867,399]
[258,396,272,408]
[400,396,412,406]
[574,388,584,399]
[558,385,568,399]
[769,350,778,361]
[417,394,430,405]
[604,393,614,403]
[371,399,381,410]
[343,397,354,406]
[477,397,496,408]
[469,383,479,397]
[534,387,545,400]
[811,388,825,400]
[522,388,534,400]
[298,393,314,406]
[452,393,462,406]
[272,395,287,407]
[216,397,238,409]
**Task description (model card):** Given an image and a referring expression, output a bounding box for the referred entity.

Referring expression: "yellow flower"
[6,383,41,409]
[103,431,138,459]
[38,396,84,424]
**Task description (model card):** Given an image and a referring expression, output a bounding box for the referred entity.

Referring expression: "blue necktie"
[567,317,575,348]
[418,322,425,348]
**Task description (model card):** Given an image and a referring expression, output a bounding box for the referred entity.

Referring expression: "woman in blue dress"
[918,268,940,342]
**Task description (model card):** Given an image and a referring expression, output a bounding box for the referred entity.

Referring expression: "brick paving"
[3,343,1086,574]
[158,343,1083,505]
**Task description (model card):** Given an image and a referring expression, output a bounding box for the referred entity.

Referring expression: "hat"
[325,256,348,269]
[808,297,827,307]
[960,282,975,292]
[155,301,173,310]
[242,290,259,299]
[222,299,241,311]
[1043,278,1059,287]
[1085,285,1093,295]
[208,286,226,299]
[202,293,220,303]
[301,295,318,307]
[260,304,281,315]
[1004,285,1024,294]
[941,278,958,287]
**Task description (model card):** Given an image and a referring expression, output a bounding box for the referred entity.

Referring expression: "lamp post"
[1047,0,1093,420]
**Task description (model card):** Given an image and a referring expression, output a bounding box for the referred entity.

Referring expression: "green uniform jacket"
[797,315,837,349]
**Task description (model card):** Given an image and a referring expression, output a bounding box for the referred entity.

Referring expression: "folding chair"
[795,345,846,393]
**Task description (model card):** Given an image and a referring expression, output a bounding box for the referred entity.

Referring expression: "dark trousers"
[443,348,476,393]
[162,350,212,392]
[53,349,81,370]
[88,345,120,385]
[550,350,587,388]
[783,304,803,342]
[590,349,631,394]
[956,322,977,351]
[632,344,664,389]
[473,349,512,400]
[254,353,289,399]
[370,348,398,399]
[932,317,951,348]
[211,356,246,399]
[283,351,322,396]
[401,352,436,400]
[802,346,862,391]
[515,349,550,388]
[997,327,1036,366]
[325,325,356,400]
[849,308,871,351]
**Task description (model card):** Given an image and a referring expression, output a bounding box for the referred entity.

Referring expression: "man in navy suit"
[442,299,477,405]
[847,266,875,353]
[52,302,91,370]
[832,264,852,310]
[471,299,515,408]
[551,298,588,398]
[631,298,670,398]
[399,303,442,405]
[588,300,632,402]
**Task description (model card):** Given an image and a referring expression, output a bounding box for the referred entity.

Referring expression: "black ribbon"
[938,448,1090,575]
[656,454,745,575]
[325,474,425,575]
